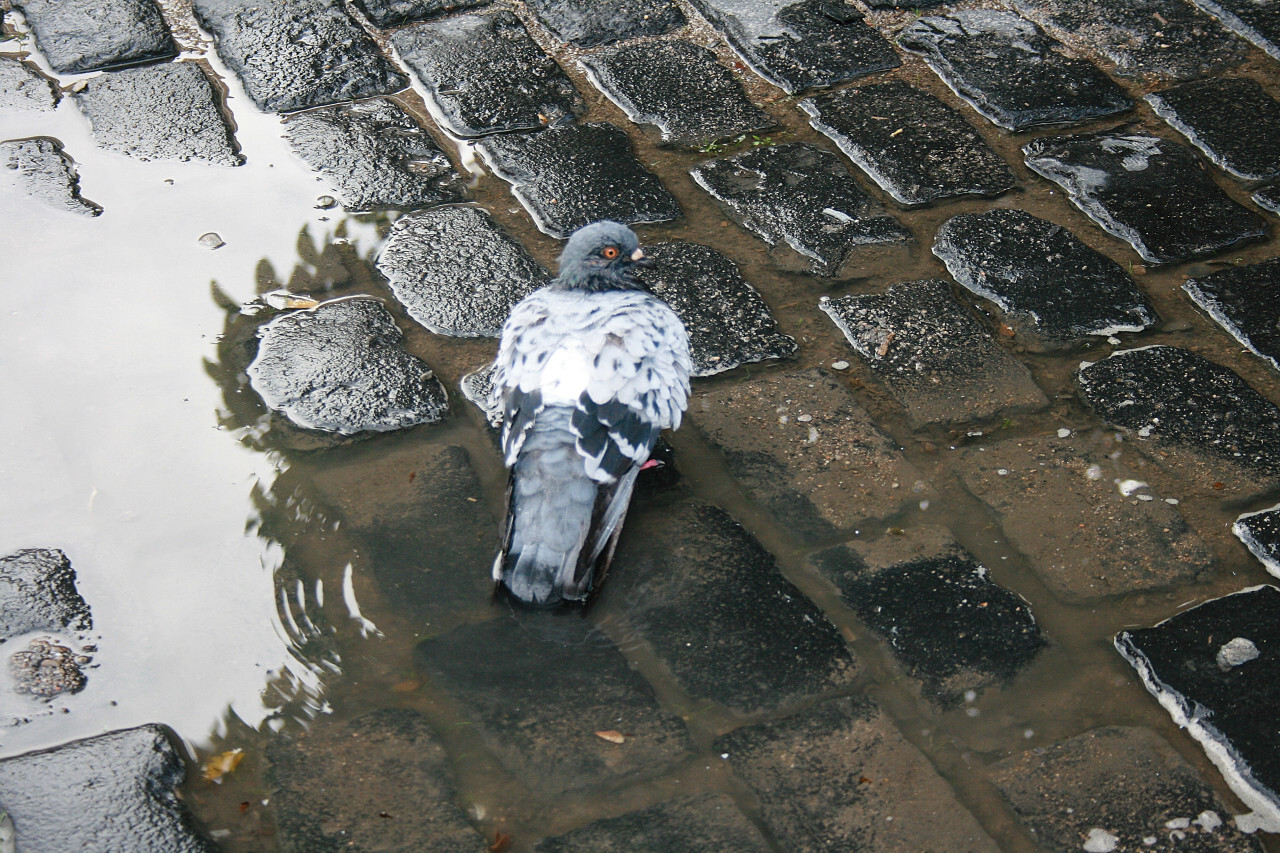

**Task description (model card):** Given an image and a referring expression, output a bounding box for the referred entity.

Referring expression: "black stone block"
[73,62,242,166]
[690,142,910,276]
[8,0,176,74]
[415,616,693,794]
[1023,131,1269,264]
[1117,586,1280,833]
[391,11,583,138]
[349,0,490,29]
[1183,256,1280,374]
[0,549,91,639]
[820,280,1048,427]
[1,137,102,216]
[899,10,1132,131]
[247,297,448,434]
[810,529,1045,708]
[1234,506,1280,577]
[1147,77,1280,182]
[1257,184,1280,216]
[638,242,796,375]
[603,502,860,715]
[802,80,1015,206]
[1077,346,1280,497]
[686,0,899,95]
[192,0,408,113]
[267,709,487,852]
[527,0,685,48]
[581,40,773,148]
[476,122,680,238]
[377,205,548,337]
[0,725,214,851]
[284,98,466,212]
[1010,0,1248,81]
[534,793,771,852]
[933,208,1157,350]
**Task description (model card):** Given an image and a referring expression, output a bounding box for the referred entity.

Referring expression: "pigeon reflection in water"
[491,221,691,606]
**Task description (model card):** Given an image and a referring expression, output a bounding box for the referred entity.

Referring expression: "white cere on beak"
[631,248,645,261]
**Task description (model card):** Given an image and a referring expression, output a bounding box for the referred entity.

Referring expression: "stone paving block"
[73,62,242,166]
[1117,586,1280,834]
[267,708,487,853]
[820,280,1048,428]
[534,792,771,852]
[1146,77,1280,183]
[0,725,214,852]
[1,137,102,217]
[638,241,796,376]
[990,726,1262,852]
[686,0,899,95]
[690,369,933,540]
[306,442,496,621]
[898,10,1132,131]
[0,549,91,638]
[1077,346,1280,500]
[809,527,1045,707]
[1256,184,1280,216]
[527,0,686,48]
[1189,0,1280,62]
[0,57,58,112]
[377,205,548,337]
[1183,256,1280,374]
[350,0,489,29]
[716,696,999,852]
[605,502,860,715]
[8,0,176,74]
[1234,505,1280,577]
[933,209,1158,351]
[957,435,1213,602]
[414,616,693,795]
[1010,0,1248,81]
[476,122,680,238]
[284,98,466,213]
[690,142,911,277]
[247,297,449,434]
[391,11,583,138]
[801,80,1015,206]
[192,0,408,114]
[1024,132,1269,265]
[580,40,773,148]
[10,637,87,697]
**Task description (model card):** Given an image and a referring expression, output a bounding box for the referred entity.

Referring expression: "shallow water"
[4,0,1280,850]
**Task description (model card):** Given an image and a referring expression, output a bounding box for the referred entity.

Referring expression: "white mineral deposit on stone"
[1195,810,1222,831]
[1216,637,1259,669]
[1083,827,1119,852]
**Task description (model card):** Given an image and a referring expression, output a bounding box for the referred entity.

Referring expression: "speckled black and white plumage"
[491,221,691,605]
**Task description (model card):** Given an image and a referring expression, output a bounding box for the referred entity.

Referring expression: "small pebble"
[198,232,225,249]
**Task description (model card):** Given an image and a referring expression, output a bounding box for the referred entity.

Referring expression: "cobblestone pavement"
[4,0,1280,850]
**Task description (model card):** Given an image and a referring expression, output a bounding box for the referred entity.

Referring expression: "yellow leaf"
[202,749,245,783]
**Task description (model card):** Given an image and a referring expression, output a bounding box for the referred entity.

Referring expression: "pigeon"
[491,221,691,606]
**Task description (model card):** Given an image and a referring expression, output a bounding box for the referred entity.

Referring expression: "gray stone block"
[247,297,448,434]
[73,62,242,165]
[349,0,489,29]
[580,40,773,148]
[0,549,91,638]
[899,10,1132,131]
[820,279,1048,428]
[1147,77,1280,182]
[1,137,102,216]
[527,0,685,48]
[690,142,910,276]
[284,98,466,212]
[0,57,58,111]
[802,80,1015,206]
[8,0,176,74]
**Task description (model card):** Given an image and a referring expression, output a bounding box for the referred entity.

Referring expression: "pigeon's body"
[492,222,690,606]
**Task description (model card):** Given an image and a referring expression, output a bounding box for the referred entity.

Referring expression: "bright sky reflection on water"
[0,41,377,757]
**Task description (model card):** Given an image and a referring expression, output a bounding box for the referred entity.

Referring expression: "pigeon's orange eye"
[601,246,620,260]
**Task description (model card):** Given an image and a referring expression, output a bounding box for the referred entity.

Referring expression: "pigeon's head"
[555,221,653,293]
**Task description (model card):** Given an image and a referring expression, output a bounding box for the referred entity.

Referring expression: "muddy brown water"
[4,0,1280,850]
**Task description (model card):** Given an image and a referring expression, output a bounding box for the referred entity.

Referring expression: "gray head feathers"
[554,220,651,293]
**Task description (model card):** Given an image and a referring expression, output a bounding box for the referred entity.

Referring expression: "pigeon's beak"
[630,248,655,269]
